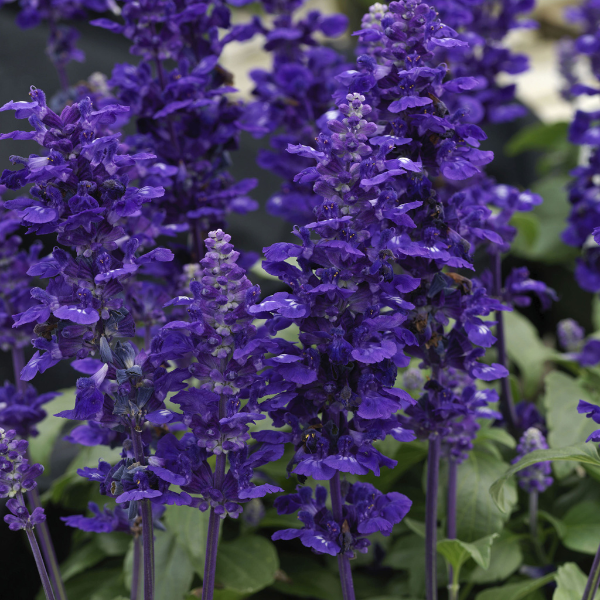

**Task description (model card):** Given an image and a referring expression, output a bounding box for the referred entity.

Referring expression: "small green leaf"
[272,553,343,600]
[553,562,600,599]
[28,388,76,470]
[504,310,556,396]
[64,567,128,600]
[404,518,426,539]
[455,449,517,541]
[97,533,131,557]
[506,122,569,155]
[215,535,279,594]
[165,505,211,577]
[469,531,524,584]
[544,371,600,478]
[124,530,194,600]
[490,444,600,513]
[437,534,497,573]
[562,501,600,555]
[60,541,107,582]
[474,572,556,600]
[475,426,516,450]
[538,510,567,539]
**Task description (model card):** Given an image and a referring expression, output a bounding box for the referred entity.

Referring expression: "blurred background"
[0,0,596,596]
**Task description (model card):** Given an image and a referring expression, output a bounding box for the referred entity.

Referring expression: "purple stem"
[426,434,441,600]
[583,540,600,600]
[131,426,155,600]
[330,472,356,600]
[24,512,56,600]
[12,348,68,600]
[202,395,228,600]
[447,457,458,600]
[131,534,142,600]
[447,458,457,541]
[492,252,518,433]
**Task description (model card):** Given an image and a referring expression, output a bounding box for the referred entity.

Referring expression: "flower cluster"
[93,0,261,257]
[1,87,173,380]
[0,428,46,531]
[148,230,283,517]
[433,0,534,124]
[240,0,349,224]
[561,0,600,296]
[512,427,553,493]
[273,483,411,557]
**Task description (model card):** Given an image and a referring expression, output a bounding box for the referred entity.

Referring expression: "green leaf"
[562,501,600,555]
[538,510,567,539]
[215,535,279,594]
[97,533,132,557]
[124,530,194,600]
[504,310,555,396]
[506,122,569,155]
[437,534,497,572]
[383,533,447,597]
[272,553,343,600]
[475,426,516,450]
[404,518,426,539]
[510,175,577,265]
[64,567,128,600]
[474,572,556,600]
[553,562,600,600]
[165,505,211,577]
[490,444,600,512]
[61,541,107,582]
[455,449,517,541]
[544,371,600,478]
[469,531,524,584]
[28,388,75,470]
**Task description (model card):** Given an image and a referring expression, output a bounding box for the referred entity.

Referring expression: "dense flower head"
[433,0,534,124]
[560,0,600,294]
[557,318,585,352]
[513,427,553,493]
[146,230,284,516]
[425,370,500,462]
[240,0,350,224]
[0,206,44,351]
[272,483,412,556]
[92,0,261,242]
[1,87,174,379]
[0,428,46,531]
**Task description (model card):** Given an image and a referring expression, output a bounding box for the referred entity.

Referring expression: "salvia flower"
[513,427,553,493]
[150,230,284,516]
[1,87,173,379]
[273,483,411,557]
[0,428,46,531]
[92,0,262,256]
[240,0,350,224]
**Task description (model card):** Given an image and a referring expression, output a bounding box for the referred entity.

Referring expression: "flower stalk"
[202,394,228,600]
[130,426,155,600]
[492,253,518,433]
[426,434,441,600]
[330,472,356,600]
[447,457,458,600]
[25,513,57,600]
[131,534,141,600]
[584,541,600,600]
[12,347,68,600]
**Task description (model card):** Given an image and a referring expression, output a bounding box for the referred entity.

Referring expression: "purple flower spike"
[513,428,553,494]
